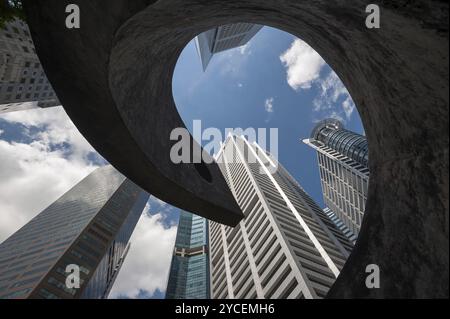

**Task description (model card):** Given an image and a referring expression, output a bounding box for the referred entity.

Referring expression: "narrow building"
[209,135,353,299]
[0,165,149,299]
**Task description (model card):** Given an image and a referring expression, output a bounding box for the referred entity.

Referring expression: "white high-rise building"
[195,23,262,71]
[303,119,369,238]
[0,19,59,114]
[209,135,354,299]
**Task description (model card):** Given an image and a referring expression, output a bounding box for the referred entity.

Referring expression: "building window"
[22,46,29,53]
[15,94,22,100]
[10,276,41,289]
[39,289,60,299]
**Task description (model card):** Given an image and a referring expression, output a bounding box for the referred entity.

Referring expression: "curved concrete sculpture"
[24,0,448,298]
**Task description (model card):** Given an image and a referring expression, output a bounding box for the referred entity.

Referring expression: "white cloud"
[0,107,100,242]
[238,43,251,56]
[312,71,356,122]
[1,107,101,163]
[264,97,274,113]
[237,83,243,88]
[209,42,254,79]
[149,196,168,208]
[280,39,326,90]
[108,205,177,299]
[342,96,356,119]
[0,107,178,299]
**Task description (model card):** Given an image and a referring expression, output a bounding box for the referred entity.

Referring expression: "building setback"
[195,23,262,71]
[0,165,149,299]
[0,19,59,113]
[303,118,369,238]
[166,211,210,299]
[209,135,354,299]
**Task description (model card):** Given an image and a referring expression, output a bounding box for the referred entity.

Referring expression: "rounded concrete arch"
[24,0,448,298]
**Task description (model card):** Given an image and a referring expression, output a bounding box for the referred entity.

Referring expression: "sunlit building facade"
[166,211,210,299]
[195,23,262,71]
[303,118,369,238]
[0,19,59,113]
[0,165,148,299]
[209,135,353,299]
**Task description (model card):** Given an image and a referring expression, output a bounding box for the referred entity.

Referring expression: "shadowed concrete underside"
[24,0,448,298]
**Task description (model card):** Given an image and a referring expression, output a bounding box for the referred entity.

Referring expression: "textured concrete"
[24,0,448,298]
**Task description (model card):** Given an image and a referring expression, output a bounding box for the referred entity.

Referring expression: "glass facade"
[165,211,210,299]
[0,165,148,299]
[310,118,369,168]
[81,190,149,298]
[195,23,262,71]
[209,135,354,299]
[304,118,370,237]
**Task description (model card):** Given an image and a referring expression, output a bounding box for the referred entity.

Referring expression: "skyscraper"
[0,19,59,113]
[303,118,369,238]
[0,165,149,299]
[165,211,210,299]
[195,23,262,71]
[209,135,354,299]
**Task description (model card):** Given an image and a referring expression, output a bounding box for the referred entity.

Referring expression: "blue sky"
[0,26,363,299]
[173,26,364,210]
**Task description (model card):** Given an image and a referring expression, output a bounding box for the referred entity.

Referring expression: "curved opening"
[194,161,213,183]
[172,23,369,296]
[20,0,447,299]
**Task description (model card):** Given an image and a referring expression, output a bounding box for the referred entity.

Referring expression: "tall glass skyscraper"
[195,23,262,71]
[303,118,370,238]
[0,165,148,299]
[165,211,210,299]
[209,135,353,299]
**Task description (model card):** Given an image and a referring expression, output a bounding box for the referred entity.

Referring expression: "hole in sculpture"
[194,161,213,183]
[172,23,369,294]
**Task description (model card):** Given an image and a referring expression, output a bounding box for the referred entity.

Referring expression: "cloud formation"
[1,107,102,164]
[313,71,356,122]
[279,38,356,123]
[280,39,326,90]
[0,107,100,241]
[264,97,274,113]
[0,107,178,299]
[108,205,177,299]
